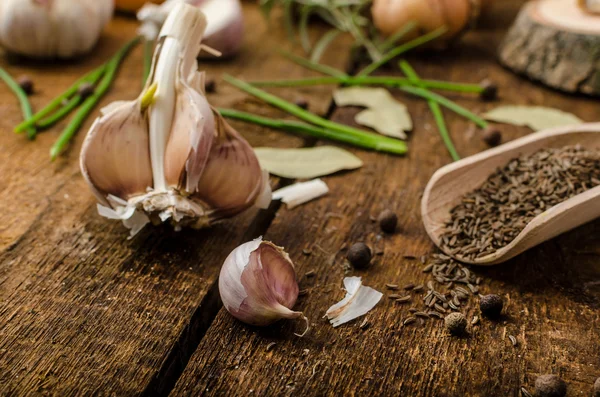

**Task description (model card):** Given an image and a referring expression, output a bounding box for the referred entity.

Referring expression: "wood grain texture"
[499,0,600,96]
[0,5,351,395]
[172,3,600,396]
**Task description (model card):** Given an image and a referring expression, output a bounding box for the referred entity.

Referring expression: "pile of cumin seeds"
[439,145,600,261]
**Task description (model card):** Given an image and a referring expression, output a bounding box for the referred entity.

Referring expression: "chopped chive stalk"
[15,65,107,133]
[252,75,484,94]
[399,85,489,129]
[219,108,404,154]
[50,37,141,160]
[143,38,154,86]
[37,96,81,130]
[379,21,417,52]
[358,27,447,77]
[222,75,407,155]
[0,67,36,139]
[280,50,348,78]
[399,60,460,161]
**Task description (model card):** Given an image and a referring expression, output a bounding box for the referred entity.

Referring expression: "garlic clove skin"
[191,112,268,219]
[80,101,153,205]
[198,0,244,59]
[219,238,306,328]
[0,0,114,59]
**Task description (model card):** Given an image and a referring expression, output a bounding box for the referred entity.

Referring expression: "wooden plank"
[172,4,600,396]
[0,5,352,395]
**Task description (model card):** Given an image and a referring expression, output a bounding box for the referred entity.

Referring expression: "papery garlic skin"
[0,0,114,59]
[219,238,306,328]
[80,3,270,236]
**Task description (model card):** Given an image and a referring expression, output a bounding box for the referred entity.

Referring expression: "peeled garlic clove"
[80,101,153,204]
[219,238,308,332]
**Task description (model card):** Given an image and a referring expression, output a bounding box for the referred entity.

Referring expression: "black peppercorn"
[482,126,502,147]
[377,209,397,234]
[479,294,503,318]
[17,75,34,95]
[77,82,95,100]
[535,374,567,397]
[479,79,498,101]
[444,312,467,335]
[594,377,600,397]
[294,98,309,110]
[346,243,372,269]
[205,78,216,93]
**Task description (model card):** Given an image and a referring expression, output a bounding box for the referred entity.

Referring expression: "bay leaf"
[254,146,363,179]
[483,106,584,131]
[334,87,412,139]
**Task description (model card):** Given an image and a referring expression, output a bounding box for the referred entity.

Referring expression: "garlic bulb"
[219,237,308,334]
[0,0,114,59]
[80,3,270,236]
[371,0,478,44]
[137,0,244,58]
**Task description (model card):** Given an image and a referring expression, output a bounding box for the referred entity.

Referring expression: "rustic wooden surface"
[0,1,599,396]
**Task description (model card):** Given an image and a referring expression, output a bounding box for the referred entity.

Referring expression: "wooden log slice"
[498,0,600,96]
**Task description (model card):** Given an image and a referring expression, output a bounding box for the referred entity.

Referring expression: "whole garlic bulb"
[0,0,115,59]
[80,3,270,237]
[219,237,308,333]
[372,0,478,44]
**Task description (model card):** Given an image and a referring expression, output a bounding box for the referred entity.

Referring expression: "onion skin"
[372,0,475,43]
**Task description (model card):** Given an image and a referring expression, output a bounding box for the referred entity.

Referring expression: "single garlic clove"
[164,77,215,192]
[80,101,153,204]
[219,238,306,328]
[191,111,267,218]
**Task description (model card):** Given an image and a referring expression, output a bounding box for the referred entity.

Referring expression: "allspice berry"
[479,294,503,318]
[205,78,216,93]
[77,82,95,100]
[444,312,467,335]
[534,374,567,397]
[346,243,372,270]
[378,209,397,234]
[17,75,34,95]
[294,98,309,110]
[479,79,498,101]
[594,377,600,397]
[482,126,502,147]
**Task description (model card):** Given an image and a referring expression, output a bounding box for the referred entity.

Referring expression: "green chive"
[0,67,36,139]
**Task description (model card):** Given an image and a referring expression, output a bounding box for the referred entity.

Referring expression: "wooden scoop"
[421,123,600,266]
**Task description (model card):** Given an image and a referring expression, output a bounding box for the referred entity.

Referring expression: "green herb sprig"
[0,67,36,139]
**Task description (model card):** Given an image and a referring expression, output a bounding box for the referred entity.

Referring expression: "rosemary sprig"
[222,75,407,155]
[358,27,447,77]
[50,37,141,160]
[0,67,36,139]
[219,108,404,154]
[15,65,107,133]
[399,60,459,161]
[252,75,485,94]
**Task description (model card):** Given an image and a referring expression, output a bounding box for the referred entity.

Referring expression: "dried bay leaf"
[333,87,412,139]
[254,146,363,179]
[483,106,584,131]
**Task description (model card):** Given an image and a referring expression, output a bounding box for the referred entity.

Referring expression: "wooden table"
[0,2,598,396]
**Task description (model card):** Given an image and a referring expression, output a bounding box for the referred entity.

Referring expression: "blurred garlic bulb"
[219,237,308,335]
[80,3,270,237]
[371,0,479,44]
[0,0,114,59]
[137,0,244,58]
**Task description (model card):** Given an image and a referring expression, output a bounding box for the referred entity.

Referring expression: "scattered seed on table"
[593,377,600,397]
[434,304,447,313]
[299,289,309,296]
[403,283,415,290]
[266,342,277,352]
[509,335,518,347]
[403,255,416,260]
[413,285,424,292]
[423,264,433,273]
[360,318,370,330]
[396,296,412,303]
[480,294,504,318]
[409,308,418,313]
[386,284,399,290]
[428,311,444,319]
[471,316,480,325]
[302,249,312,256]
[388,294,401,299]
[294,97,309,110]
[304,270,316,278]
[205,78,216,93]
[17,75,34,95]
[420,255,427,264]
[444,312,467,335]
[347,243,372,269]
[415,312,429,318]
[535,374,567,397]
[482,126,502,147]
[520,386,533,397]
[378,209,398,233]
[403,317,416,325]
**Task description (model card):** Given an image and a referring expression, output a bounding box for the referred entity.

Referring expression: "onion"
[371,0,478,44]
